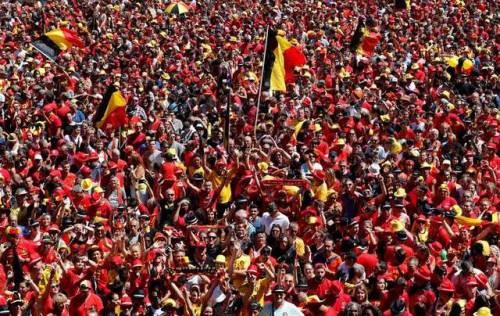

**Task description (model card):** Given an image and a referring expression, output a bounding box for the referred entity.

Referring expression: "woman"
[352,284,369,305]
[266,224,282,251]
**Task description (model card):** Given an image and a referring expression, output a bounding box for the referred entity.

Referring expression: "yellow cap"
[81,178,93,191]
[215,255,226,264]
[390,219,404,232]
[163,298,178,309]
[394,188,407,198]
[257,162,269,173]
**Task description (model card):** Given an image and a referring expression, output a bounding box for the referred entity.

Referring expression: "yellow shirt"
[188,166,204,178]
[209,171,232,204]
[228,254,251,288]
[238,278,271,307]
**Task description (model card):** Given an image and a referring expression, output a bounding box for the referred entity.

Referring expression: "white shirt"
[261,212,290,234]
[259,301,304,316]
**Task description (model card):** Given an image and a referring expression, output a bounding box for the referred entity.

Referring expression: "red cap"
[48,224,60,232]
[428,241,443,257]
[416,214,428,222]
[415,266,431,281]
[437,278,455,292]
[120,296,133,306]
[131,259,143,268]
[110,256,124,266]
[247,265,258,275]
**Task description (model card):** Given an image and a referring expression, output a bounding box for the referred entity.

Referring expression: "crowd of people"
[0,0,499,315]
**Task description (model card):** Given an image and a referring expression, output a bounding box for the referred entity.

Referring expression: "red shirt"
[69,292,104,316]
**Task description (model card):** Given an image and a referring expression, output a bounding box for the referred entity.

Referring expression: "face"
[304,264,314,280]
[273,292,285,305]
[324,240,334,254]
[355,288,366,302]
[315,267,326,280]
[376,279,386,291]
[284,275,294,289]
[202,307,214,316]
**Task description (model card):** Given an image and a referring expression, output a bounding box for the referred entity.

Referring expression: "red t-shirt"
[69,292,104,316]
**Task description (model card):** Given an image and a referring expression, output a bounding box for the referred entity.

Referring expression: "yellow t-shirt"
[238,278,271,307]
[228,254,251,288]
[209,172,232,204]
[188,166,204,178]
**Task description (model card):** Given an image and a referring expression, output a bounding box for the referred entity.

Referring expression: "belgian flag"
[94,85,128,130]
[262,29,306,92]
[350,20,381,57]
[32,28,84,60]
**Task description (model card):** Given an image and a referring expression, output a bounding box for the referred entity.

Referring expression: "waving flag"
[94,85,128,130]
[32,28,84,60]
[262,29,307,92]
[351,21,381,57]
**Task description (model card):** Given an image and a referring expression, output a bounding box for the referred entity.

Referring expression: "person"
[0,0,498,314]
[68,280,103,316]
[259,285,304,316]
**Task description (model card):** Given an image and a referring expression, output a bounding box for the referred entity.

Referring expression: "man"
[261,202,290,234]
[69,280,104,316]
[259,285,304,316]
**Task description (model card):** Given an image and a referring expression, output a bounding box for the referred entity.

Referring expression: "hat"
[163,298,178,309]
[15,188,27,196]
[48,224,60,232]
[133,289,145,299]
[420,162,432,169]
[474,307,492,316]
[416,214,428,222]
[272,285,286,293]
[439,183,449,192]
[215,255,226,264]
[120,296,133,307]
[184,211,198,225]
[428,241,443,257]
[246,265,258,275]
[131,259,143,268]
[438,278,455,292]
[394,188,407,198]
[80,280,91,291]
[81,178,93,191]
[248,300,262,311]
[390,220,404,232]
[415,266,431,281]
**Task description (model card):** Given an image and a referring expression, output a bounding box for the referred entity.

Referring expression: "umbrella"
[166,1,189,14]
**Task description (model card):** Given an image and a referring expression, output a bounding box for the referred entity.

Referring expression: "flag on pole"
[262,29,307,92]
[32,28,84,59]
[350,21,381,57]
[94,85,128,130]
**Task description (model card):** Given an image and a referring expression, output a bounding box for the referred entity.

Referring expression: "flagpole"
[224,88,231,152]
[254,25,270,138]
